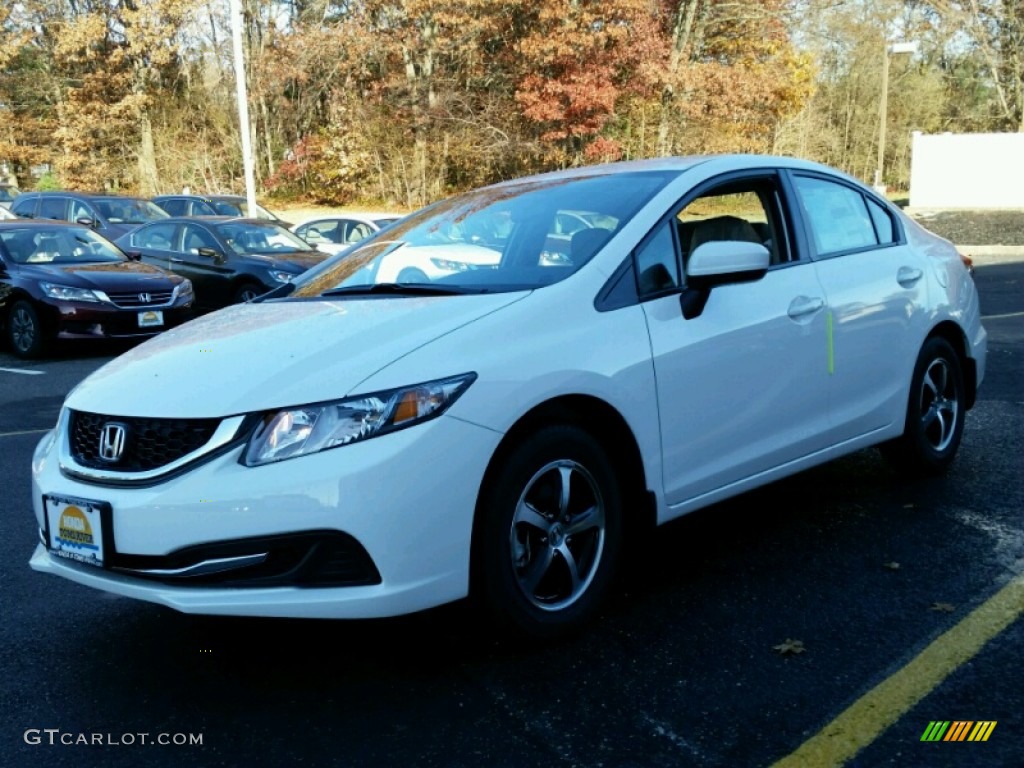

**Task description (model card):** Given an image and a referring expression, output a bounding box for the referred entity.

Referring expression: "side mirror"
[681,241,771,320]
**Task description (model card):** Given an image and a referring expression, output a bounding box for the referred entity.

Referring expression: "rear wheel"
[882,337,966,475]
[474,425,623,638]
[8,300,48,358]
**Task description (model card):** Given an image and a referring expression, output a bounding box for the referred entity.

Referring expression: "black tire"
[473,425,623,638]
[396,268,429,283]
[7,300,48,358]
[881,337,966,476]
[233,282,264,303]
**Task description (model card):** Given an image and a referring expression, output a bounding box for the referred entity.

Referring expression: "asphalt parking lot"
[1,258,1021,768]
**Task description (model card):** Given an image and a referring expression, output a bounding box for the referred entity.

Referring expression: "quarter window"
[635,222,680,296]
[866,198,895,244]
[11,197,37,218]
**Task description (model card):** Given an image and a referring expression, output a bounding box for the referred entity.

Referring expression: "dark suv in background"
[10,192,170,241]
[152,194,291,227]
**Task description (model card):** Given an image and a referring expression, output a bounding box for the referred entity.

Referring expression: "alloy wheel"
[509,459,606,612]
[10,306,36,354]
[919,357,959,453]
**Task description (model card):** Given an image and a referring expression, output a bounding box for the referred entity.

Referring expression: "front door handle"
[897,266,923,288]
[788,296,825,320]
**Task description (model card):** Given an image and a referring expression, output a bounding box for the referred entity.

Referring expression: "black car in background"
[151,194,291,227]
[10,192,169,241]
[115,217,328,308]
[0,221,194,357]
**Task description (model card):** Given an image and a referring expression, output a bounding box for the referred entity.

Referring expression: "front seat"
[688,215,762,252]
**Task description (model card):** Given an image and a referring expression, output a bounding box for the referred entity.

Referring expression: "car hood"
[18,260,179,290]
[66,293,527,418]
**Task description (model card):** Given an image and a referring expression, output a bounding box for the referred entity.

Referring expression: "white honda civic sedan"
[29,155,986,636]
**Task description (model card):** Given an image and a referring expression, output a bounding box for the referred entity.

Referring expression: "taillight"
[958,252,974,276]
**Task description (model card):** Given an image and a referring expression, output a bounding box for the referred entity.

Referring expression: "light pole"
[874,40,918,194]
[229,0,258,216]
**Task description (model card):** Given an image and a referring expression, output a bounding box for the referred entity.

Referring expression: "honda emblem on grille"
[138,292,152,303]
[98,423,127,463]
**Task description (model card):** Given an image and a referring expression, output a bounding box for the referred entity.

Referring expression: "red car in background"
[0,221,194,357]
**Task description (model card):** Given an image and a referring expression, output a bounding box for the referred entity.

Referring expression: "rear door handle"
[787,296,825,320]
[897,266,923,287]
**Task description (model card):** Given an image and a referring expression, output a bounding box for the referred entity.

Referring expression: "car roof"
[484,153,856,188]
[19,191,151,201]
[0,219,90,230]
[147,216,270,226]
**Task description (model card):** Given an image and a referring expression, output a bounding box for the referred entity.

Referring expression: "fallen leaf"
[883,561,901,570]
[930,602,956,613]
[773,639,805,655]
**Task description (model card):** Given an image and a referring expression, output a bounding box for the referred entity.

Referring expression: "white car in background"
[0,204,15,220]
[29,155,985,638]
[291,212,402,256]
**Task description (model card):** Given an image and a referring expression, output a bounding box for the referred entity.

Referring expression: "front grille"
[69,410,220,472]
[106,290,174,308]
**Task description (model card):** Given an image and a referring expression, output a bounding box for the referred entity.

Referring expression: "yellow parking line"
[772,572,1024,767]
[0,428,50,438]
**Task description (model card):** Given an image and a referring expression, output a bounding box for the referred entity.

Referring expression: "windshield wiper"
[320,283,473,298]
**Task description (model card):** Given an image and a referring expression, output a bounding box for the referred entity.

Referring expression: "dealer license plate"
[44,495,106,568]
[138,310,164,328]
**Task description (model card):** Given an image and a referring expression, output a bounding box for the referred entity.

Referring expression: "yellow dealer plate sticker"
[138,310,164,328]
[44,496,106,568]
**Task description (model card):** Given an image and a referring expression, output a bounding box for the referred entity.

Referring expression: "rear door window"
[38,197,69,221]
[792,176,878,256]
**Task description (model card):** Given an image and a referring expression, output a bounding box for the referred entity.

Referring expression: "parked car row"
[1,191,406,356]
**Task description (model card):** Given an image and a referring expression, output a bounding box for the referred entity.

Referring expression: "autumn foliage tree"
[0,0,1015,204]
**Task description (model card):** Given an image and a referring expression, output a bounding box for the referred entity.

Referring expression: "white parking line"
[0,428,50,438]
[981,310,1024,321]
[0,367,45,375]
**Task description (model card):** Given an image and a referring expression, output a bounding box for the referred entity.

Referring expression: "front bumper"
[51,299,194,339]
[30,413,501,618]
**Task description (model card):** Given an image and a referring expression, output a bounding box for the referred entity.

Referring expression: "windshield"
[215,221,314,255]
[288,171,676,297]
[0,226,126,264]
[94,198,169,224]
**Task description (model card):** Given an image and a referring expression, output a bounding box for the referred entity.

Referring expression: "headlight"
[242,373,477,466]
[175,279,194,298]
[429,258,473,272]
[269,270,295,283]
[40,282,104,303]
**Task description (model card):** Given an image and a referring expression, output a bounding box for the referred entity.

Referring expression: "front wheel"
[882,337,966,476]
[233,282,263,303]
[8,300,49,358]
[474,425,623,638]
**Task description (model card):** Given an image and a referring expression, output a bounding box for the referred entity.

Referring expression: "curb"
[955,246,1024,266]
